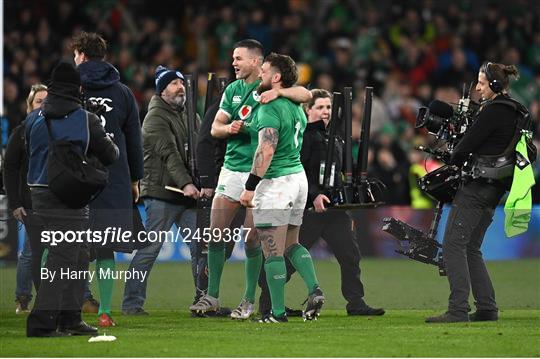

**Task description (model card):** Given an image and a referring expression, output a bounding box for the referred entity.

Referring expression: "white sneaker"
[189,294,219,313]
[230,298,254,320]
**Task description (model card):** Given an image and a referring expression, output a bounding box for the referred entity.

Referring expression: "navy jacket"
[79,60,144,237]
[26,96,118,187]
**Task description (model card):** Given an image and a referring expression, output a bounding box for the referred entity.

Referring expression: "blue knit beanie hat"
[155,65,184,95]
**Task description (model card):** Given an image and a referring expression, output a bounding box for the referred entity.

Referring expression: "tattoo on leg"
[258,228,279,257]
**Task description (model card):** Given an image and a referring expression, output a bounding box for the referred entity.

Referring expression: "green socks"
[96,258,115,316]
[285,244,319,294]
[243,245,263,303]
[41,248,48,267]
[207,242,226,298]
[264,256,286,318]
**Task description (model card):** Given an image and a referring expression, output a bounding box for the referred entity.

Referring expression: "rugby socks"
[243,245,262,303]
[264,256,286,318]
[207,242,226,298]
[285,244,319,294]
[96,258,115,315]
[41,248,48,267]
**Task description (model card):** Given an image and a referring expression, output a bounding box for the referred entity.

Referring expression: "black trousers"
[442,179,506,316]
[22,212,46,292]
[26,188,89,337]
[258,209,366,313]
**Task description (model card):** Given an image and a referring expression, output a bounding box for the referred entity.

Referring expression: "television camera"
[382,84,480,275]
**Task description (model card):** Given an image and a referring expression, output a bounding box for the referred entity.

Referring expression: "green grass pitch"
[1,258,539,357]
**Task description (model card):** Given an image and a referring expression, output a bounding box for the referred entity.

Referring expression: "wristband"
[245,174,262,191]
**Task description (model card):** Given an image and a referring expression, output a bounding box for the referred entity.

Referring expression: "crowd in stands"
[4,0,539,204]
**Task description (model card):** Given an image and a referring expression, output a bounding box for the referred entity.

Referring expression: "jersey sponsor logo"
[239,105,252,120]
[252,91,261,102]
[232,95,242,104]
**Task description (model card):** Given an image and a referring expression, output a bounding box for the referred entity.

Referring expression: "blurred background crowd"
[4,0,540,205]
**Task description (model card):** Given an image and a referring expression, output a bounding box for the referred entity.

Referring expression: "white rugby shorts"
[215,167,249,202]
[252,171,308,228]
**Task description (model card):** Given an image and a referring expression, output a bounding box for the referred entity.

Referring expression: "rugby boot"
[230,298,254,320]
[98,313,116,327]
[189,294,219,313]
[259,312,288,323]
[303,286,325,321]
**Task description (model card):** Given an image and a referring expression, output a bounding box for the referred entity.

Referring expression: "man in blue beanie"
[121,64,200,315]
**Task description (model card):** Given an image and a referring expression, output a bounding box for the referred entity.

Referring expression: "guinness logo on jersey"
[239,105,252,120]
[252,91,261,102]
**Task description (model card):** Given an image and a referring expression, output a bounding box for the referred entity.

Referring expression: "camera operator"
[426,62,521,323]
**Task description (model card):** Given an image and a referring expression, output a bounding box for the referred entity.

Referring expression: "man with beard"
[72,31,144,326]
[122,66,199,315]
[190,40,311,319]
[239,53,322,322]
[258,89,385,317]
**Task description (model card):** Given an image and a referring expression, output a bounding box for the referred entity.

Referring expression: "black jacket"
[3,120,32,210]
[451,94,519,166]
[79,60,144,234]
[196,100,227,188]
[300,120,343,206]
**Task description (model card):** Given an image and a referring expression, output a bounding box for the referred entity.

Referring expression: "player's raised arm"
[259,85,312,104]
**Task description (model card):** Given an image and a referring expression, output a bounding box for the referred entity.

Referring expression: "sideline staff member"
[426,62,521,323]
[25,63,118,337]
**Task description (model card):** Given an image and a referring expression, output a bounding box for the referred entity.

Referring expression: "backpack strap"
[42,115,55,143]
[485,96,531,157]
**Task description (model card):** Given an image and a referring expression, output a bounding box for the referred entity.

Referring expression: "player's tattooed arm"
[251,127,278,178]
[258,227,279,257]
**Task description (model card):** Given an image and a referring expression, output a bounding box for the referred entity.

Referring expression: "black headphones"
[485,62,503,94]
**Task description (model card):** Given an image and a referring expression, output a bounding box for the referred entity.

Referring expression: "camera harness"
[465,95,536,182]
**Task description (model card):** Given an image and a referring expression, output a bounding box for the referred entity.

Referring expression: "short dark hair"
[304,88,331,112]
[233,39,264,58]
[71,31,107,60]
[264,52,298,88]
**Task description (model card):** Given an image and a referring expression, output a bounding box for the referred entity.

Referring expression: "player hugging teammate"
[190,40,319,322]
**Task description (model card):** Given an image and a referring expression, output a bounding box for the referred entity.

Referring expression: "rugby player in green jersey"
[240,53,324,322]
[190,40,311,319]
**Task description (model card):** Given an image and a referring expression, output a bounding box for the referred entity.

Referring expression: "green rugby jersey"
[255,97,307,179]
[219,79,261,172]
